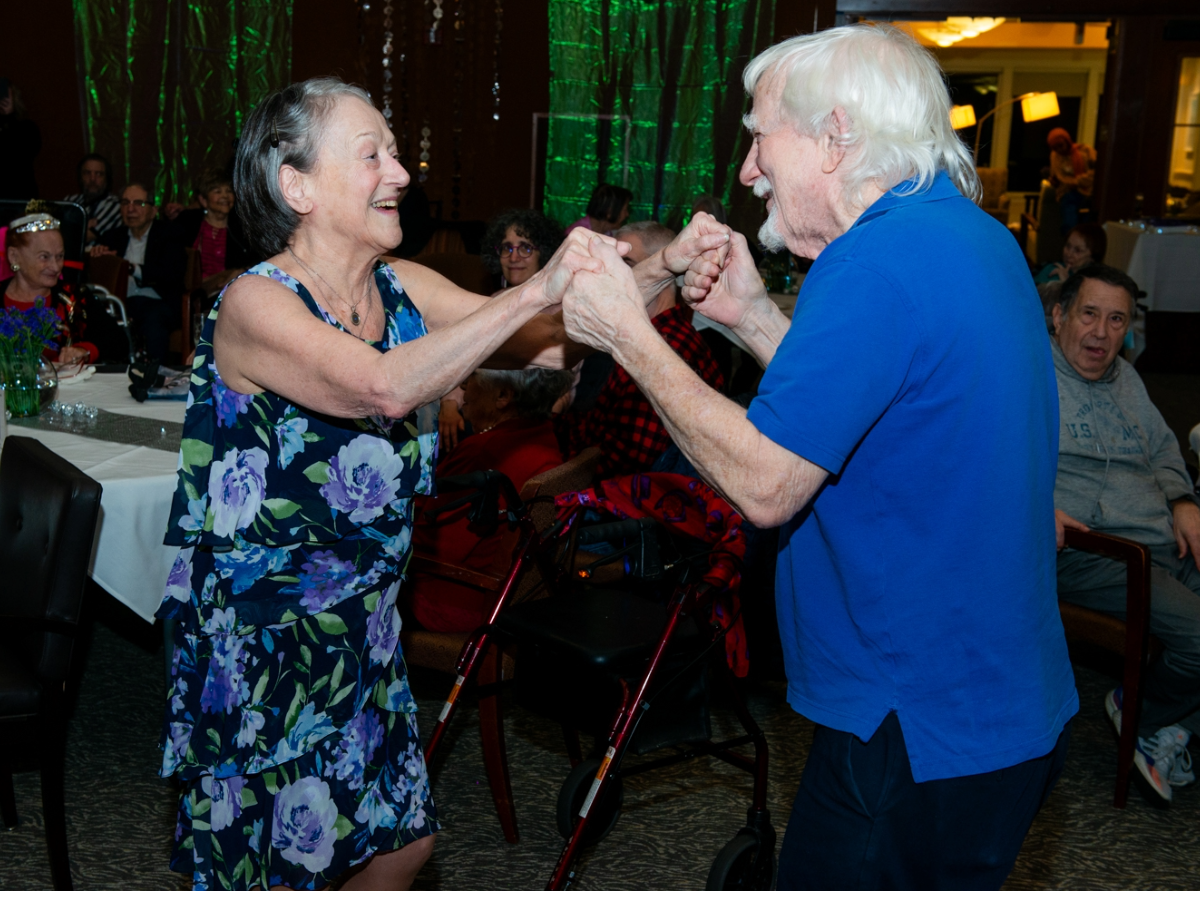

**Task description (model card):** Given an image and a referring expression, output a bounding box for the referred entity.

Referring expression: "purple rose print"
[212,373,252,428]
[294,550,358,614]
[367,581,401,665]
[325,708,385,790]
[271,776,339,873]
[199,611,255,716]
[207,447,269,539]
[160,720,193,776]
[163,546,194,604]
[320,434,404,525]
[206,773,246,832]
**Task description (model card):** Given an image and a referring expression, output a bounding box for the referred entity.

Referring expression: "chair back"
[85,254,132,300]
[0,437,102,686]
[521,447,602,534]
[975,167,1008,216]
[183,247,203,292]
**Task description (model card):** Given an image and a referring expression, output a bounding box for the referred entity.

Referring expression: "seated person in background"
[90,182,185,360]
[2,203,100,364]
[171,165,256,297]
[566,183,632,236]
[1051,263,1200,805]
[64,153,122,246]
[1036,222,1106,285]
[407,367,574,633]
[440,208,565,450]
[1035,223,1108,325]
[554,220,725,478]
[1048,127,1096,233]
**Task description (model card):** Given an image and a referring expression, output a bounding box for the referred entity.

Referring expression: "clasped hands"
[530,213,767,356]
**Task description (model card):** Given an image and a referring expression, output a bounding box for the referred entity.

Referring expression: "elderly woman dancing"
[156,77,725,891]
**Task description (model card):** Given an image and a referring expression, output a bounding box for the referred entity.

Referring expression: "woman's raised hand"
[521,228,629,313]
[561,235,648,353]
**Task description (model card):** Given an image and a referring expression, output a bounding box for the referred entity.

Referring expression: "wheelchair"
[420,469,776,890]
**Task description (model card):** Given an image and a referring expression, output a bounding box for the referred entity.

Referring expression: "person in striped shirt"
[63,153,121,246]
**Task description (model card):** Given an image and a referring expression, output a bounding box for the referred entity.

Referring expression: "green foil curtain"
[546,0,775,229]
[73,0,293,204]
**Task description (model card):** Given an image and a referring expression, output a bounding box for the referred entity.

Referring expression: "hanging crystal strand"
[451,0,464,218]
[419,124,432,183]
[426,0,444,45]
[398,0,410,161]
[492,0,503,122]
[381,2,394,130]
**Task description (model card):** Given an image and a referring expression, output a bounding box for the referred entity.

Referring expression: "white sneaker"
[1135,732,1175,802]
[1163,726,1194,789]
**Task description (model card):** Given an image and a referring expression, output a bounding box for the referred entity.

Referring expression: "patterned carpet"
[1,585,1198,891]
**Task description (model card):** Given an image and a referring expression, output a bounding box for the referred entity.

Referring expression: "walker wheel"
[555,757,624,846]
[706,832,776,890]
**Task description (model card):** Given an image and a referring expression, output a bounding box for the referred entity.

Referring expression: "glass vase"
[5,357,57,418]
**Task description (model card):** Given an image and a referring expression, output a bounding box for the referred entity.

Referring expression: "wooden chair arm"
[408,550,505,593]
[1061,527,1153,735]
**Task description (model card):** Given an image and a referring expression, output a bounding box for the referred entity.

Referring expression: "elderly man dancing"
[562,25,1077,889]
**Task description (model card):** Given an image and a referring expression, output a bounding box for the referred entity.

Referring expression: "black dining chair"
[0,436,103,890]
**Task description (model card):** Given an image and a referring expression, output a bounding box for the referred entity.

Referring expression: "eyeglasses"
[497,242,535,259]
[119,199,152,209]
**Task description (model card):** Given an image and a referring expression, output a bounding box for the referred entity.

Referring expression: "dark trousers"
[1058,543,1200,736]
[777,712,1070,890]
[124,294,179,361]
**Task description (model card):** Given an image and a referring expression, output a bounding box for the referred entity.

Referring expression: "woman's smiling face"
[304,97,410,253]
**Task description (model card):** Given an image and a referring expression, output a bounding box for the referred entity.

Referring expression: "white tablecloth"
[7,374,185,623]
[1104,222,1200,313]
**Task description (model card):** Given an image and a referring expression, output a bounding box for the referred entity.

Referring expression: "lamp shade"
[950,105,977,130]
[1020,92,1060,123]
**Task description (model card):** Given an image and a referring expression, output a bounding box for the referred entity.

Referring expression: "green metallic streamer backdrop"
[546,0,775,229]
[73,0,292,205]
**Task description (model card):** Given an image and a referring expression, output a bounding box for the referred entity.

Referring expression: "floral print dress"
[156,261,440,890]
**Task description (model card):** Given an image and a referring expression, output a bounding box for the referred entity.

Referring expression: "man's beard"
[753,177,788,253]
[81,186,106,204]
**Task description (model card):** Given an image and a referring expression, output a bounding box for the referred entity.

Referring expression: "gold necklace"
[287,247,373,333]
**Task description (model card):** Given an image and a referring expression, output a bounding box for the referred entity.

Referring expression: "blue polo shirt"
[747,172,1078,782]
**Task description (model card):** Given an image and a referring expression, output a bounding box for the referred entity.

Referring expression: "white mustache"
[752,177,773,200]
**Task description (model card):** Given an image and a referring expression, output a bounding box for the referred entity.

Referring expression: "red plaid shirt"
[556,304,725,478]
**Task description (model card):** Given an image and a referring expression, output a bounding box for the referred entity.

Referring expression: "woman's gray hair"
[474,367,574,418]
[234,77,374,258]
[743,24,980,208]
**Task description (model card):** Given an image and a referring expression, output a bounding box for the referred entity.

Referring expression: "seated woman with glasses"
[440,209,564,448]
[407,366,574,633]
[482,208,563,292]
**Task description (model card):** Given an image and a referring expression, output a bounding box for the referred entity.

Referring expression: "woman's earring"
[10,264,19,272]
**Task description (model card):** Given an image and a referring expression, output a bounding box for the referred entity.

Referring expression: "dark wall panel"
[5,0,86,200]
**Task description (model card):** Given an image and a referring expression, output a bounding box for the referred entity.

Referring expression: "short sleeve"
[747,260,921,475]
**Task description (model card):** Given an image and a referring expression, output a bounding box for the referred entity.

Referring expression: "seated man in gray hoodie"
[1051,263,1200,805]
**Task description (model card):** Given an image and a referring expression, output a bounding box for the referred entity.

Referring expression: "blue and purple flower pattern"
[157,261,439,890]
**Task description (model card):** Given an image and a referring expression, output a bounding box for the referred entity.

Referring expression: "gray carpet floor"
[2,591,1199,891]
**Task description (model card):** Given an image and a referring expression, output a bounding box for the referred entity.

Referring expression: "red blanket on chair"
[555,472,750,677]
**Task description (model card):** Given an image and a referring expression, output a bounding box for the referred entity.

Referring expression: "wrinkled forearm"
[609,316,825,527]
[730,298,791,368]
[632,251,676,309]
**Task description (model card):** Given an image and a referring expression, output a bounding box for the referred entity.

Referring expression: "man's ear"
[279,165,314,215]
[821,107,851,175]
[1051,302,1064,336]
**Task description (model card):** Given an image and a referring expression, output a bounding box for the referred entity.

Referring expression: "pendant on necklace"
[351,311,361,326]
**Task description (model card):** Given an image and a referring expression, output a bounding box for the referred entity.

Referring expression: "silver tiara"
[10,212,61,234]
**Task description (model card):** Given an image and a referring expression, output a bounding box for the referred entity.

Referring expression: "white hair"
[743,24,980,208]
